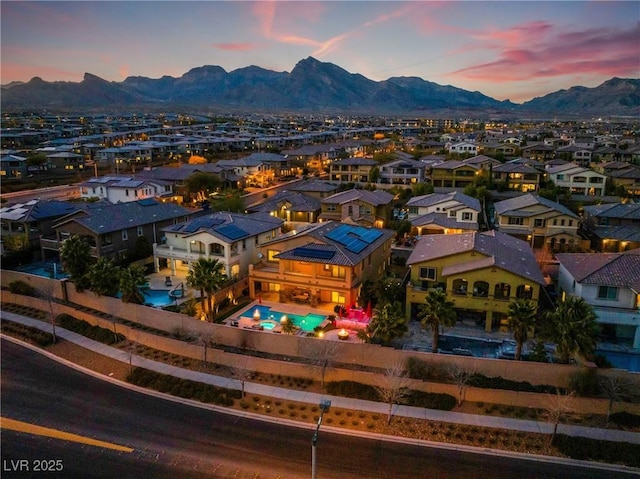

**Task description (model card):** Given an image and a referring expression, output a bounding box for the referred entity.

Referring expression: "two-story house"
[546,163,607,196]
[430,160,480,188]
[154,211,284,279]
[319,189,393,228]
[406,230,545,332]
[288,180,340,200]
[329,157,377,183]
[246,190,321,225]
[249,221,395,307]
[493,193,582,251]
[447,141,478,156]
[79,175,174,203]
[492,161,542,192]
[582,203,640,252]
[216,156,275,188]
[406,192,481,235]
[556,250,640,349]
[377,158,427,185]
[1,199,81,254]
[43,199,195,261]
[0,152,27,178]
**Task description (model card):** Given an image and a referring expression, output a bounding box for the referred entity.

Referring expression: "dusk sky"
[1,1,638,104]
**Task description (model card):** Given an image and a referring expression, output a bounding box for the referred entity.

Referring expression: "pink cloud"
[213,43,259,51]
[447,22,640,84]
[1,63,84,83]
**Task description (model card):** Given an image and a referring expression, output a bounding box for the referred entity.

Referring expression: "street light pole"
[311,399,331,479]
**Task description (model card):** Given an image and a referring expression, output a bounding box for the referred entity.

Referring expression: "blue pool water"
[116,289,175,308]
[242,305,325,332]
[15,262,68,279]
[596,350,640,372]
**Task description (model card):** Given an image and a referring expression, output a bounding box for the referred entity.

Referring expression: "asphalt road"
[0,339,635,479]
[0,184,79,203]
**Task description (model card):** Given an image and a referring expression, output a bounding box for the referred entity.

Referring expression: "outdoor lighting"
[253,309,261,321]
[311,399,331,479]
[280,314,288,324]
[338,329,349,340]
[317,331,325,339]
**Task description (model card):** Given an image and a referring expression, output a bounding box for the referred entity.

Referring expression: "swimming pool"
[116,289,176,308]
[15,262,68,279]
[241,305,326,332]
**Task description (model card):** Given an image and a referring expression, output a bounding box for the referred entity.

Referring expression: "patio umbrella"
[365,301,372,320]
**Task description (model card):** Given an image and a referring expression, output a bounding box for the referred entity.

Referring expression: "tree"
[369,166,380,184]
[281,316,296,335]
[26,152,47,171]
[38,280,58,344]
[542,296,599,364]
[417,290,457,353]
[86,258,121,297]
[367,301,408,346]
[507,298,538,360]
[449,363,474,406]
[229,356,251,399]
[186,258,227,321]
[119,265,148,304]
[545,389,575,447]
[59,235,92,291]
[186,172,220,202]
[303,339,341,388]
[374,361,410,424]
[599,373,636,424]
[199,331,217,367]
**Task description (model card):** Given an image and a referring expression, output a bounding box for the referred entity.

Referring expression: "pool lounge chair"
[165,276,172,287]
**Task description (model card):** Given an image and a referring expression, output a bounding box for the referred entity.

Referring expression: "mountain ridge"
[2,57,638,116]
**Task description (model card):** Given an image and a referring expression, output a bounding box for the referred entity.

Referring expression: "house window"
[268,283,281,292]
[331,291,346,304]
[242,239,246,251]
[102,234,112,246]
[472,281,489,297]
[348,205,353,216]
[534,219,545,228]
[267,249,279,261]
[568,220,573,227]
[452,278,468,295]
[126,190,129,197]
[516,284,533,299]
[462,212,473,221]
[122,229,128,241]
[598,286,618,300]
[553,219,558,226]
[508,217,524,225]
[494,283,511,300]
[137,226,144,237]
[331,266,346,278]
[448,210,456,218]
[419,267,436,280]
[326,204,336,212]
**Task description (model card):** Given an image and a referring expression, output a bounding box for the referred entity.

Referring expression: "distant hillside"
[1,57,638,116]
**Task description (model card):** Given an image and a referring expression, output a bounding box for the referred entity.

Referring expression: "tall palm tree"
[542,296,599,364]
[507,298,538,360]
[417,289,457,353]
[187,258,227,320]
[119,265,148,304]
[369,301,408,346]
[59,235,92,290]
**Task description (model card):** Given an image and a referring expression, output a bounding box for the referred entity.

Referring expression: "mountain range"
[2,57,639,117]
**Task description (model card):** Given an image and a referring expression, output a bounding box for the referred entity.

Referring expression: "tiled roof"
[493,194,578,218]
[331,157,377,166]
[62,199,194,234]
[584,203,640,220]
[590,225,640,242]
[247,190,321,213]
[407,230,545,284]
[411,212,479,231]
[556,251,640,290]
[322,189,393,206]
[493,163,540,174]
[0,199,81,222]
[289,180,340,193]
[163,211,283,242]
[406,191,481,211]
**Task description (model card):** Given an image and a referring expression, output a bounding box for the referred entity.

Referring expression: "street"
[0,339,635,479]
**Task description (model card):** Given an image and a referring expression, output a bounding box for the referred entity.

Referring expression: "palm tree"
[368,301,408,346]
[417,289,457,353]
[186,258,227,320]
[86,257,121,297]
[59,235,92,290]
[542,296,599,364]
[119,265,148,304]
[507,298,538,360]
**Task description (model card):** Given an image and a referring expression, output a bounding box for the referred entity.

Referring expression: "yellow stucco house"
[406,230,546,332]
[249,221,395,308]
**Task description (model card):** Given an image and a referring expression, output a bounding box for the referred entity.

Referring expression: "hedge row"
[325,380,456,411]
[1,319,55,347]
[57,314,125,345]
[127,367,241,406]
[467,373,559,394]
[610,411,640,429]
[553,434,640,467]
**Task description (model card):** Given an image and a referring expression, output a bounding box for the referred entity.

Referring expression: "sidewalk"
[2,310,639,445]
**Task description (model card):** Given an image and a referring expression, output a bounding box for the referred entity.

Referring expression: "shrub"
[405,390,456,411]
[552,435,640,467]
[610,412,640,429]
[568,369,601,397]
[468,373,557,394]
[405,357,447,381]
[9,280,37,297]
[1,320,54,347]
[57,314,125,345]
[326,381,378,401]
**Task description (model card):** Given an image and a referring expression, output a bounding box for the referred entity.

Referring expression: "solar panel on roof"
[359,229,382,244]
[325,226,349,243]
[217,224,247,240]
[294,247,335,260]
[138,198,157,206]
[344,238,367,253]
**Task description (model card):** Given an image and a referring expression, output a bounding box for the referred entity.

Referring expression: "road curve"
[1,339,635,479]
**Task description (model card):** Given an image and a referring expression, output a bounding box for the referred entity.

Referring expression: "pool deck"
[226,300,365,342]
